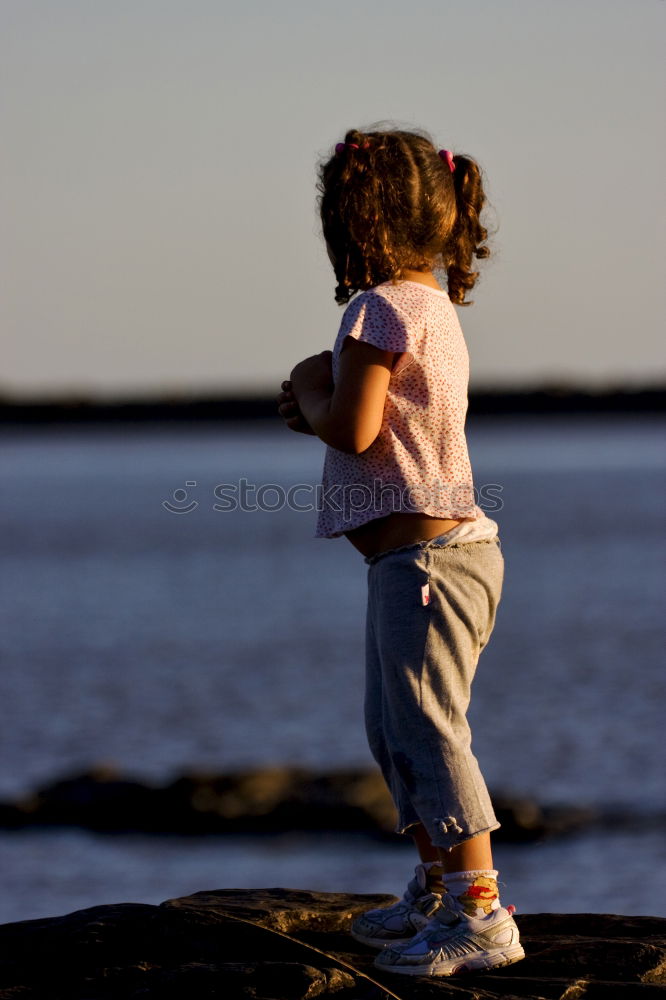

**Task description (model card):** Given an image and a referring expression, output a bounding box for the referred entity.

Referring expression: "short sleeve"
[339,290,415,354]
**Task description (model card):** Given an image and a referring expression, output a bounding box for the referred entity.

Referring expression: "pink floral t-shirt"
[315,279,485,539]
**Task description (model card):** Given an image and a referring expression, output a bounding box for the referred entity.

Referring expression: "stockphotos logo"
[162,478,503,518]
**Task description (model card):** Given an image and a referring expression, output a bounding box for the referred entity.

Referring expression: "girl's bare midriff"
[344,512,464,558]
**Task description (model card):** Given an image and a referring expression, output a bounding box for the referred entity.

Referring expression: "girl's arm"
[289,339,393,454]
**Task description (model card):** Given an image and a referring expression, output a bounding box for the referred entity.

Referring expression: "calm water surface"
[1,416,664,922]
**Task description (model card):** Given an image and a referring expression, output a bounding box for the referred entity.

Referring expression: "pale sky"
[2,0,664,399]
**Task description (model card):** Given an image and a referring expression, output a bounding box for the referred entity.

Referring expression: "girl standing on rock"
[276,125,524,978]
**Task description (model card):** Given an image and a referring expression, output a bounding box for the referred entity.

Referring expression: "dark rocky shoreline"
[2,768,665,996]
[0,765,608,842]
[0,887,664,998]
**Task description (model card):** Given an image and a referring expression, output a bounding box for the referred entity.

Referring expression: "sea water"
[0,416,664,922]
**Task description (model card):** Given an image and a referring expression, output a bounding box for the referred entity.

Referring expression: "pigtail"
[319,130,406,304]
[445,155,490,306]
[339,131,375,303]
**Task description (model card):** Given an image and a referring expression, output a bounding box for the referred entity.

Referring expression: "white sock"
[442,869,501,918]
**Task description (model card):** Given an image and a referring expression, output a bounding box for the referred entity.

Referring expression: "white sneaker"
[350,863,443,948]
[374,899,525,977]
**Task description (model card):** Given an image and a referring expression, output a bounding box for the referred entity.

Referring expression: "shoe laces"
[404,863,440,902]
[432,890,463,927]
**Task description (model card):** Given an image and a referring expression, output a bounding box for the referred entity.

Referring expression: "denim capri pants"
[364,534,504,851]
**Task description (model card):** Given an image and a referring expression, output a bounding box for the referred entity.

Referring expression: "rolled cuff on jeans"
[396,816,502,851]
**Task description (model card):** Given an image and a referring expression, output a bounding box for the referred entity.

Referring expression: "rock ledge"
[0,888,664,998]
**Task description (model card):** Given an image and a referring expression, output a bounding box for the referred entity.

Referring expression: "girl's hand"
[283,342,393,454]
[276,380,316,435]
[289,351,334,397]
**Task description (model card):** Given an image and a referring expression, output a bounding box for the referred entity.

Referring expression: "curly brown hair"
[317,126,491,306]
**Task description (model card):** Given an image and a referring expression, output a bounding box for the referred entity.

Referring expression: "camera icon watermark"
[162,481,199,513]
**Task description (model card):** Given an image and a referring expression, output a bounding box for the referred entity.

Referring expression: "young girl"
[276,126,525,978]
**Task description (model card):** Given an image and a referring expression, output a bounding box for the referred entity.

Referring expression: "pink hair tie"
[335,141,370,155]
[439,149,455,172]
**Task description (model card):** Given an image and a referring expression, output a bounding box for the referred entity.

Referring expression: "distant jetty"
[0,384,664,425]
[2,765,658,842]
